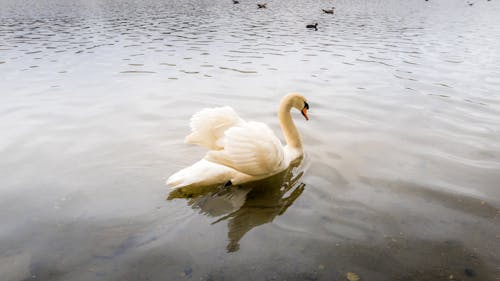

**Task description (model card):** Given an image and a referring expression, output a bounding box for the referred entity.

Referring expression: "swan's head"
[286,93,310,121]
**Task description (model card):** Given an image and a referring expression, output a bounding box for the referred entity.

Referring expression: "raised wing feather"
[206,121,285,176]
[185,106,243,150]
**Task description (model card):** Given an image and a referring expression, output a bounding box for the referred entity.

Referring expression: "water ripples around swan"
[1,0,499,280]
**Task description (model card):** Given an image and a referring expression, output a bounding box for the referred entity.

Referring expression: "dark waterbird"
[257,3,267,8]
[322,7,335,14]
[233,0,239,3]
[306,23,318,31]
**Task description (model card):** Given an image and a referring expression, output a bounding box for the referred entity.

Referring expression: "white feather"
[185,106,243,150]
[206,122,285,176]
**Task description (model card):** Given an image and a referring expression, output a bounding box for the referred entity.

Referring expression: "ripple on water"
[120,70,156,74]
[218,66,257,74]
[180,70,199,74]
[1,0,500,279]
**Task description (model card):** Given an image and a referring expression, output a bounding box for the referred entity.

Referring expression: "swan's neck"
[278,98,302,150]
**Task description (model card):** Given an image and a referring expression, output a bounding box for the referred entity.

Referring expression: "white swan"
[166,93,310,189]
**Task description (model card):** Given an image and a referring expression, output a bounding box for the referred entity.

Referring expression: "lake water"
[1,0,499,280]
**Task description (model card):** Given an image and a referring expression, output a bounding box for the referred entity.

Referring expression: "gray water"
[1,0,500,280]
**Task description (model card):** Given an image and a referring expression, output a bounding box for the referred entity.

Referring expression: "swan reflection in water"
[167,158,306,252]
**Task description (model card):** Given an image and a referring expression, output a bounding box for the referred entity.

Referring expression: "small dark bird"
[322,7,335,14]
[425,0,428,2]
[468,2,474,5]
[257,3,267,8]
[306,23,318,31]
[233,0,239,3]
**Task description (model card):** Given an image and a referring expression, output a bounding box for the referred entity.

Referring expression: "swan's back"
[206,121,286,177]
[185,106,243,150]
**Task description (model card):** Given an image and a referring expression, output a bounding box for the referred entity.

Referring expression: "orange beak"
[301,108,309,121]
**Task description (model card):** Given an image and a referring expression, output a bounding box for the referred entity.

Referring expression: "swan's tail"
[166,171,188,189]
[166,165,198,189]
[166,159,234,189]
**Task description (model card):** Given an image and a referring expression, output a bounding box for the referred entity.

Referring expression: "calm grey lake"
[1,0,499,280]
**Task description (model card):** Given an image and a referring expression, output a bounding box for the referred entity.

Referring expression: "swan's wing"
[185,106,244,150]
[206,121,285,176]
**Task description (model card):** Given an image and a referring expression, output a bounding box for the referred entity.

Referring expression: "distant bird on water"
[257,3,267,8]
[322,7,335,14]
[306,23,318,31]
[233,0,239,3]
[468,2,474,5]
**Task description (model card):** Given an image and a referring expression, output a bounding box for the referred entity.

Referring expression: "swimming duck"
[322,7,335,14]
[257,3,267,8]
[306,23,318,30]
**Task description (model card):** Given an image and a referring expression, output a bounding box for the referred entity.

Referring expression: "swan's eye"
[304,101,309,110]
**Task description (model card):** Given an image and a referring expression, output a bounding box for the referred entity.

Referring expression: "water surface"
[1,0,500,280]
